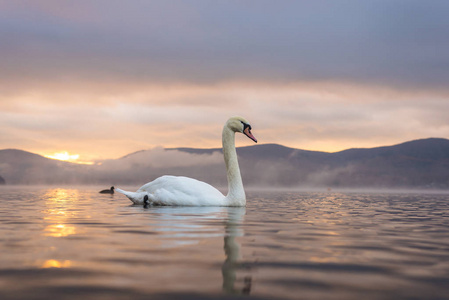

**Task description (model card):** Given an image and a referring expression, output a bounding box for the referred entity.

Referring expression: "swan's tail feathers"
[116,188,146,205]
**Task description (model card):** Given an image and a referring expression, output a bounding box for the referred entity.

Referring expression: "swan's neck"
[222,126,246,206]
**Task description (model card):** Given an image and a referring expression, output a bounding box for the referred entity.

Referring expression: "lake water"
[0,186,448,300]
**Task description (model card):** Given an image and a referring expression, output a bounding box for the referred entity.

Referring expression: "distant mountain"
[0,149,89,184]
[171,138,449,189]
[1,138,448,189]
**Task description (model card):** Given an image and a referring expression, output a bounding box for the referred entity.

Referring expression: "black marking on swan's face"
[240,121,252,131]
[240,121,257,143]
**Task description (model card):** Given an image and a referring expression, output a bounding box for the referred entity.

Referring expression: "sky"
[1,0,448,163]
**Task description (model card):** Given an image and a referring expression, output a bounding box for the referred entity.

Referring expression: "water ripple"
[0,187,448,299]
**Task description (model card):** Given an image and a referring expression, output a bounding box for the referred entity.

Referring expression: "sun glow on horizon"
[44,151,94,165]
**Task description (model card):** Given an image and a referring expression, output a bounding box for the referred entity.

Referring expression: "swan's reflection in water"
[142,205,252,295]
[222,207,252,295]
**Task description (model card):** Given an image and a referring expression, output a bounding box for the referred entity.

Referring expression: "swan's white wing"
[137,175,226,206]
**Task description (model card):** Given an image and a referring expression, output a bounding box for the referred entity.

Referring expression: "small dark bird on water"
[99,186,115,194]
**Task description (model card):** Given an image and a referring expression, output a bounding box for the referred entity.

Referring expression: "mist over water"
[0,187,448,300]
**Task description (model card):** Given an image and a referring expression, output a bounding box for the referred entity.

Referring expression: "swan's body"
[116,116,257,207]
[119,175,226,206]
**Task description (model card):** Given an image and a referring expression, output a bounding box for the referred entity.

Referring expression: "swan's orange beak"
[243,127,257,143]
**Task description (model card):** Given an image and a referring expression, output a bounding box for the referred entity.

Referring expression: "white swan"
[116,116,257,206]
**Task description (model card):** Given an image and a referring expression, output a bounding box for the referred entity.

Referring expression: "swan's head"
[227,116,257,143]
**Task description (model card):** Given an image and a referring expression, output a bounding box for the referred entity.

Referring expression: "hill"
[0,149,89,184]
[0,138,448,189]
[171,138,449,189]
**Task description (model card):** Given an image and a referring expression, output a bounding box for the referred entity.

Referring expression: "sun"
[46,151,79,161]
[44,151,94,165]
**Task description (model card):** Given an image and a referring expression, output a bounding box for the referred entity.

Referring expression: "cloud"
[1,80,449,160]
[1,1,448,88]
[0,1,448,159]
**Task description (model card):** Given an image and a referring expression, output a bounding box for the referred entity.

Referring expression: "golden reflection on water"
[42,188,79,238]
[41,259,72,268]
[38,188,81,269]
[44,224,77,237]
[309,256,340,263]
